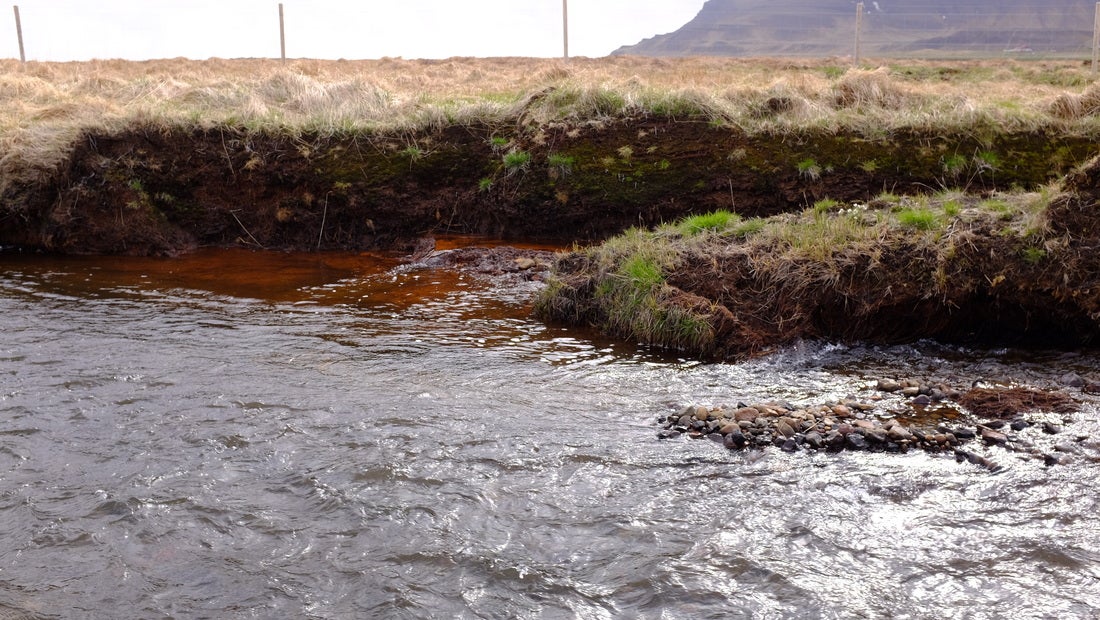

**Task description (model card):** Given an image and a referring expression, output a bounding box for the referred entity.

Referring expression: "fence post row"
[8,3,1100,68]
[562,0,569,60]
[13,4,24,64]
[279,3,286,63]
[854,2,863,66]
[1093,2,1099,76]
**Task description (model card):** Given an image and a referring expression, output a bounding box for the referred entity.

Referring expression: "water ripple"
[2,250,1100,617]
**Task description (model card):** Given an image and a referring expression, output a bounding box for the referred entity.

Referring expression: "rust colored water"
[2,246,1099,618]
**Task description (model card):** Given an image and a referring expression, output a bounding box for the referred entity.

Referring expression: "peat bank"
[3,58,1100,359]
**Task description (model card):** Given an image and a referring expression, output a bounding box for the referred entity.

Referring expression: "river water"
[1,246,1099,619]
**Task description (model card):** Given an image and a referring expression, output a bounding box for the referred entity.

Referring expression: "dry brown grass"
[1049,83,1100,119]
[3,56,1100,194]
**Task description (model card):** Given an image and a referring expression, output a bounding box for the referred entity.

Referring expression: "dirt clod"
[959,387,1077,419]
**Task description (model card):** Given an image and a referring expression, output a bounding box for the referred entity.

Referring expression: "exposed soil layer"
[1,118,1095,255]
[6,116,1100,357]
[537,152,1100,358]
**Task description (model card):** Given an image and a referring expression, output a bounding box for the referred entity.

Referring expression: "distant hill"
[613,0,1095,57]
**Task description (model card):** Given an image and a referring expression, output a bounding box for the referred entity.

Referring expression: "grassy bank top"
[4,56,1100,183]
[535,173,1100,357]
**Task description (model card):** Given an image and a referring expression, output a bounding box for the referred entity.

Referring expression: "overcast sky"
[4,1,706,61]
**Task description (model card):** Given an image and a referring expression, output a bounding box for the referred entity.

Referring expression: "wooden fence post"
[1093,2,1099,76]
[279,3,286,63]
[13,5,25,64]
[562,0,569,60]
[854,2,863,66]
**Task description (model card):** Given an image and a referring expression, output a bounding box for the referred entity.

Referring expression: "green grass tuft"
[547,152,575,174]
[974,150,1001,172]
[399,145,423,161]
[896,208,941,230]
[733,217,768,238]
[622,255,664,291]
[797,158,822,180]
[1021,246,1047,265]
[942,153,967,176]
[678,210,739,236]
[503,150,532,171]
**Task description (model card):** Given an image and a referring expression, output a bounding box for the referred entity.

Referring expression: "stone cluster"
[873,378,963,404]
[657,376,1088,469]
[657,401,972,455]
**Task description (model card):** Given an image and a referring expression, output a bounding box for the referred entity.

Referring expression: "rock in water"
[980,428,1008,445]
[846,433,868,450]
[877,379,902,392]
[724,431,748,449]
[804,431,825,450]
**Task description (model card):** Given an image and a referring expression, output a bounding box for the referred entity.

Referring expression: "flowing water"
[1,245,1099,619]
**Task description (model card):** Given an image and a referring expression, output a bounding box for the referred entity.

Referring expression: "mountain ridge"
[614,0,1095,57]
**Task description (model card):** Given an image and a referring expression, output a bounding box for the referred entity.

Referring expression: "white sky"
[4,1,706,61]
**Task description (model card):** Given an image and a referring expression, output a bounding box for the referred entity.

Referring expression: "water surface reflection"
[1,247,1098,618]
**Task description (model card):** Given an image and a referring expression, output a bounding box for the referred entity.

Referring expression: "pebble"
[1059,372,1085,388]
[804,431,825,449]
[1044,453,1072,466]
[887,425,912,441]
[724,431,748,449]
[1053,443,1078,454]
[980,428,1008,445]
[955,449,1003,472]
[733,407,760,422]
[865,428,888,444]
[953,427,977,440]
[877,379,902,392]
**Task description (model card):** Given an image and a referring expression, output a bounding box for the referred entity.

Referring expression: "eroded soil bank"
[536,154,1100,358]
[1,117,1095,255]
[5,115,1100,360]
